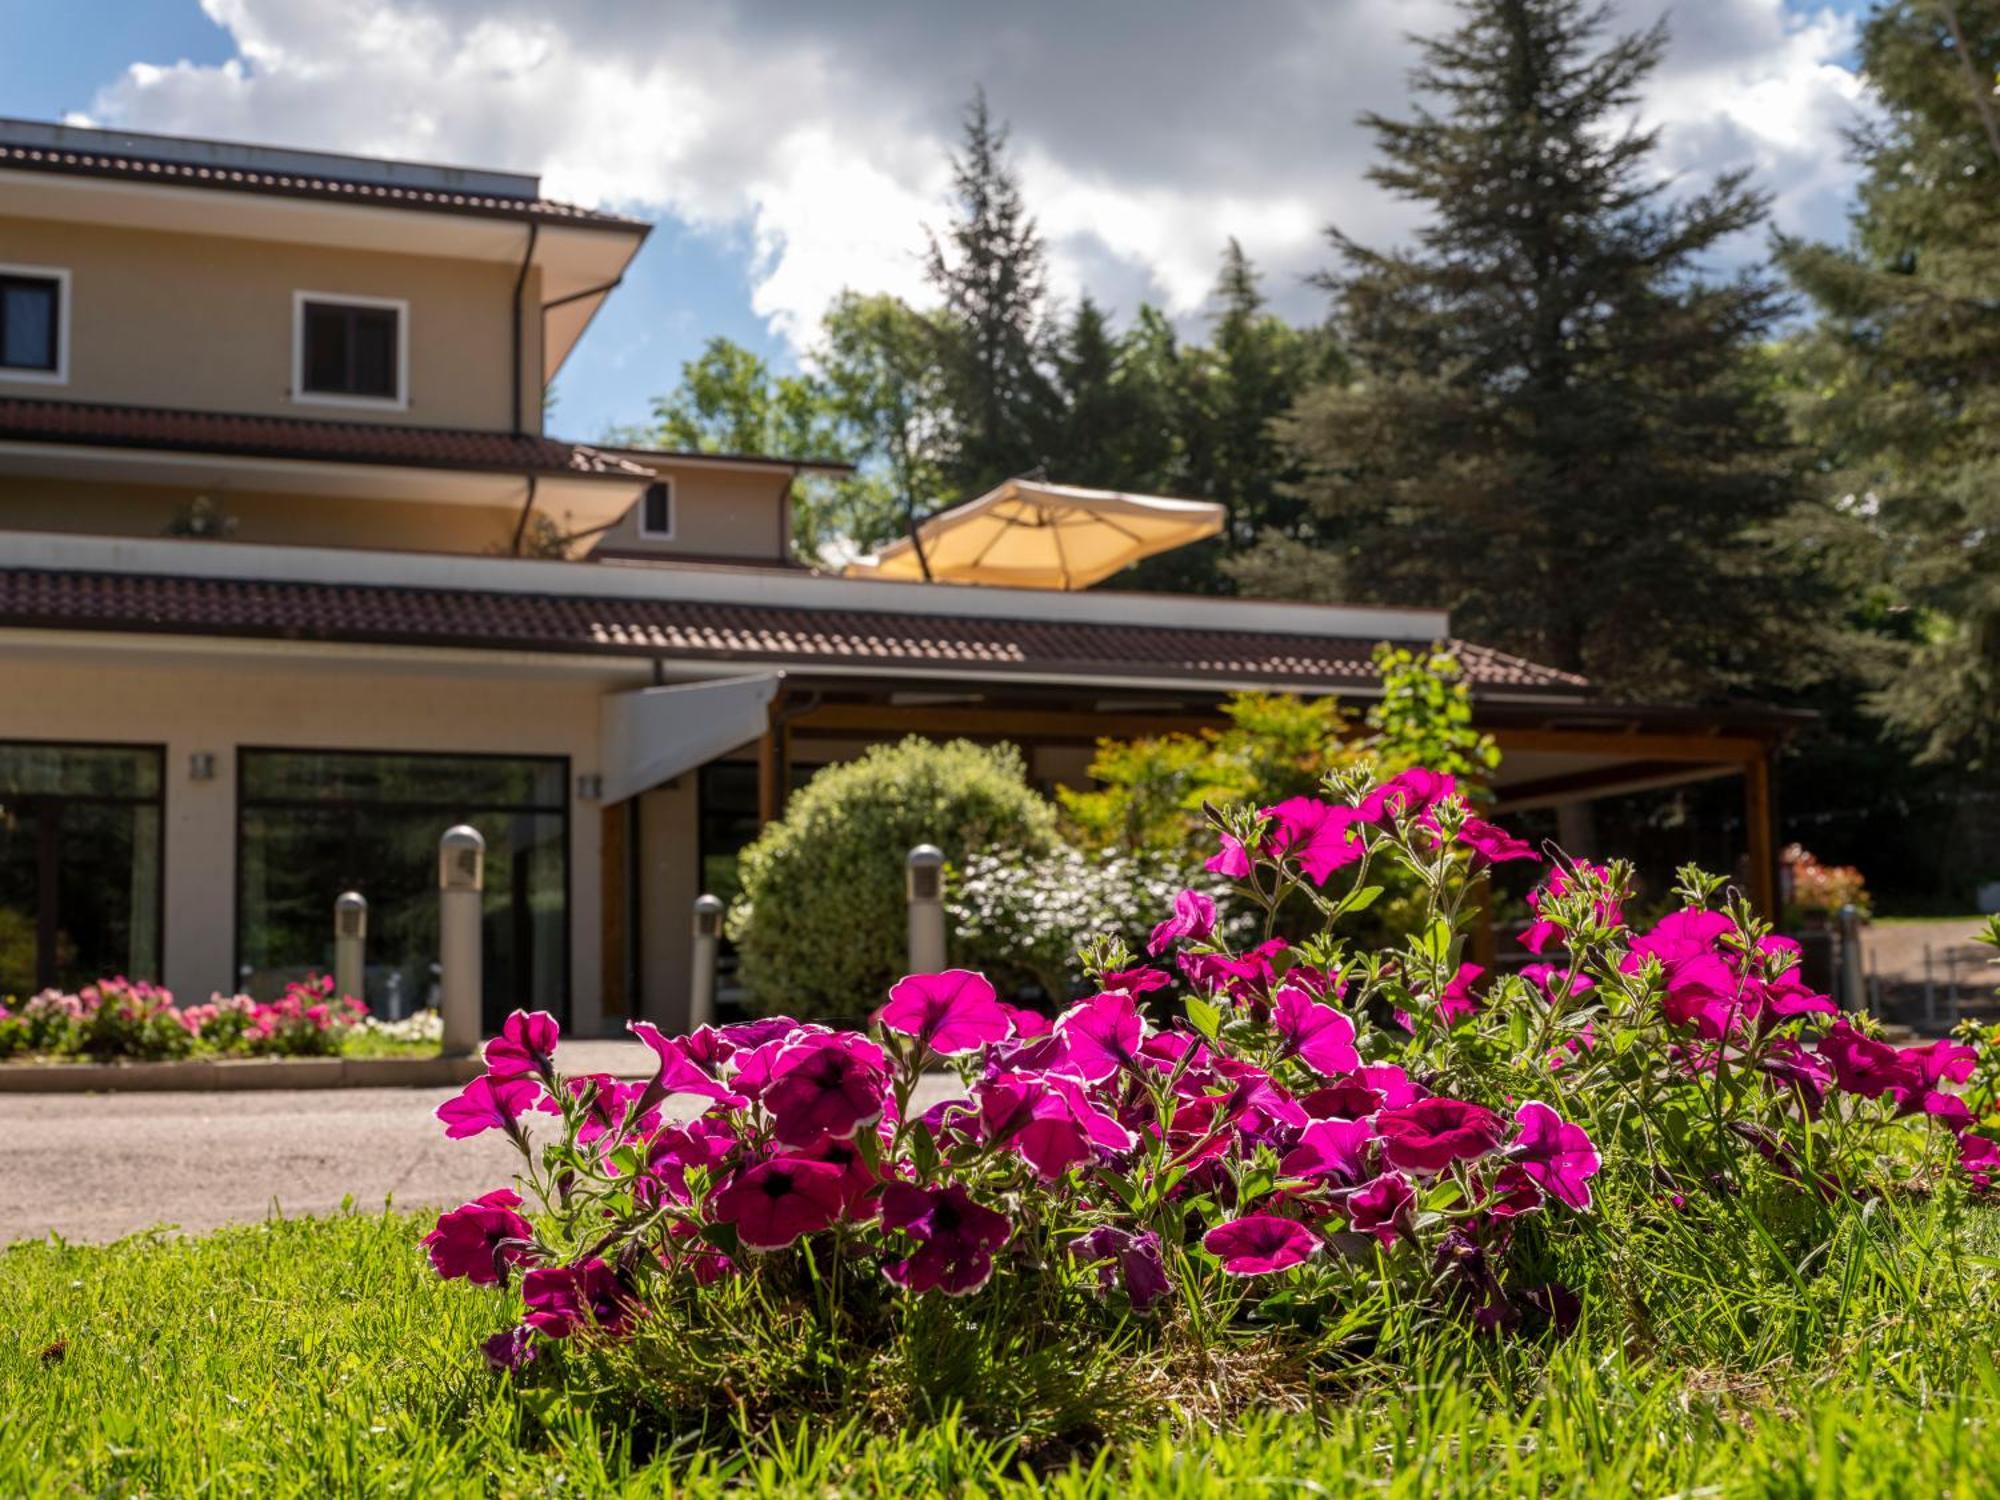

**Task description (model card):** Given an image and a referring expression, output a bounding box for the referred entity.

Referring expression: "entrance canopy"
[599,673,782,805]
[844,480,1225,590]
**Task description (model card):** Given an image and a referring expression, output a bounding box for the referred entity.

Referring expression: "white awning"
[598,672,782,805]
[843,479,1225,590]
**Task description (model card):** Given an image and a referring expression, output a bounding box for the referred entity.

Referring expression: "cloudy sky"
[3,0,1873,439]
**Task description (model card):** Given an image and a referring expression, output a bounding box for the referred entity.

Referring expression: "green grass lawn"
[5,1207,2000,1497]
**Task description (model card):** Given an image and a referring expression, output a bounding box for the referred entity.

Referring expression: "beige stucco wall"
[593,462,792,563]
[0,474,523,554]
[0,214,540,431]
[0,643,609,1029]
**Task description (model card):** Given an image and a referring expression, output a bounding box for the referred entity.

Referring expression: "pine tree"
[1234,0,1806,699]
[1778,0,2000,767]
[924,91,1057,497]
[1045,296,1177,490]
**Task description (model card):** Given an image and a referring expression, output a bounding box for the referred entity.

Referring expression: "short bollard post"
[438,825,485,1056]
[906,844,946,974]
[334,891,367,1010]
[1836,903,1866,1015]
[690,894,724,1031]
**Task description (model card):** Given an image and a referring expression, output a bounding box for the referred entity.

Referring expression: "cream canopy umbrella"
[843,479,1225,590]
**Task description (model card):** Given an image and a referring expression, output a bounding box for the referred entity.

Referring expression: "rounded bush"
[730,737,1057,1022]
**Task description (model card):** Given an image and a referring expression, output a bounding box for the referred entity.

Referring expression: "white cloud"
[79,0,1866,346]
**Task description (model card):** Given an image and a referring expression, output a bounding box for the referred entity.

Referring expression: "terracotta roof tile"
[0,397,652,479]
[0,140,645,230]
[0,567,1589,694]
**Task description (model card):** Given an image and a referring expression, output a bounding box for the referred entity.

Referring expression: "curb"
[0,1054,485,1094]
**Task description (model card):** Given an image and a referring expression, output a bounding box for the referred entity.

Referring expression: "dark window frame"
[293,293,406,405]
[639,480,675,539]
[0,267,66,379]
[0,738,167,991]
[233,745,571,1025]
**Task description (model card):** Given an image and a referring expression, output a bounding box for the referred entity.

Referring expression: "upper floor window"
[0,265,68,383]
[639,480,674,539]
[294,292,406,408]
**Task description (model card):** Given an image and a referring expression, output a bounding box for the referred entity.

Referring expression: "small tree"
[731,738,1058,1022]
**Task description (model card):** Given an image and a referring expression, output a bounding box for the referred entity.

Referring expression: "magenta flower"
[482,1009,561,1083]
[1272,984,1360,1077]
[1280,1116,1376,1184]
[1458,817,1536,866]
[1958,1133,1999,1193]
[1346,1171,1416,1245]
[629,1021,745,1110]
[521,1259,636,1339]
[875,969,1011,1055]
[1302,1064,1422,1120]
[710,1155,849,1250]
[435,1074,549,1142]
[1508,1100,1601,1210]
[422,1188,536,1285]
[1099,964,1171,997]
[1439,963,1485,1025]
[1054,991,1147,1082]
[1628,907,1734,966]
[565,1073,651,1147]
[1002,1003,1055,1038]
[880,1182,1013,1296]
[1205,833,1253,878]
[761,1033,890,1147]
[1072,1226,1171,1310]
[1262,797,1364,884]
[639,1116,738,1207]
[1357,768,1456,824]
[481,1324,539,1373]
[1204,1213,1319,1275]
[1147,889,1218,956]
[1479,1162,1546,1220]
[1375,1097,1504,1173]
[1521,861,1625,954]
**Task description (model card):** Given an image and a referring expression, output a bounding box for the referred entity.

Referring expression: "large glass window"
[0,743,163,996]
[237,750,567,1031]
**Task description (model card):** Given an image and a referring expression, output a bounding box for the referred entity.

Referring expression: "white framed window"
[292,291,409,409]
[638,480,675,539]
[0,263,70,385]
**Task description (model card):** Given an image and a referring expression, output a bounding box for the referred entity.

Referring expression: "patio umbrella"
[842,479,1225,590]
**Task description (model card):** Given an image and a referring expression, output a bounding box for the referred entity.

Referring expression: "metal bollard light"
[438,826,485,1056]
[690,894,724,1031]
[334,891,367,1010]
[905,844,946,975]
[1836,903,1867,1015]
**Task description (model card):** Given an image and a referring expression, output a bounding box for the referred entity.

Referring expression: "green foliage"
[730,737,1058,1020]
[1776,0,2000,768]
[1060,646,1496,859]
[1228,0,1812,700]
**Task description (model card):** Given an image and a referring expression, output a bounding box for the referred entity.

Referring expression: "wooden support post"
[1744,752,1777,922]
[757,691,792,827]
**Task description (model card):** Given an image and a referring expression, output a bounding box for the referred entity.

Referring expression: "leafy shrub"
[731,737,1057,1021]
[0,975,368,1062]
[420,765,2000,1445]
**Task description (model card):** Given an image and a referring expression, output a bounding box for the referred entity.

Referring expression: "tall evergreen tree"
[1044,295,1177,490]
[1233,0,1806,699]
[924,90,1058,497]
[1778,0,2000,767]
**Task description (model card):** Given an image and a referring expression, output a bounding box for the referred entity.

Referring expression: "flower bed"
[423,765,2000,1439]
[0,974,390,1062]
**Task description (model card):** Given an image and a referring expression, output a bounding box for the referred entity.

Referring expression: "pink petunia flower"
[761,1033,890,1147]
[1001,1003,1055,1038]
[520,1259,636,1339]
[629,1021,746,1111]
[482,1009,562,1083]
[1958,1132,2000,1193]
[879,1182,1013,1296]
[1458,817,1537,866]
[1346,1170,1416,1245]
[1071,1225,1171,1310]
[1302,1064,1424,1121]
[481,1324,539,1372]
[1375,1097,1504,1173]
[1204,1213,1319,1275]
[1508,1100,1601,1210]
[1054,991,1148,1082]
[1098,964,1171,997]
[1479,1162,1546,1220]
[1271,985,1360,1077]
[435,1074,550,1142]
[1205,833,1253,879]
[1147,889,1218,956]
[1262,797,1365,884]
[710,1155,850,1250]
[875,969,1012,1055]
[1280,1116,1376,1184]
[422,1188,536,1285]
[1356,768,1456,824]
[1438,963,1485,1025]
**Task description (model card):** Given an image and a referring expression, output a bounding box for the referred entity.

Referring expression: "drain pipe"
[510,223,540,436]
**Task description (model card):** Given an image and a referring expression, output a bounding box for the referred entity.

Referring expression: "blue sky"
[3,0,1874,442]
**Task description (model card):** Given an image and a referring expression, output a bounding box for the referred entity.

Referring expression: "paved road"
[0,1040,962,1244]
